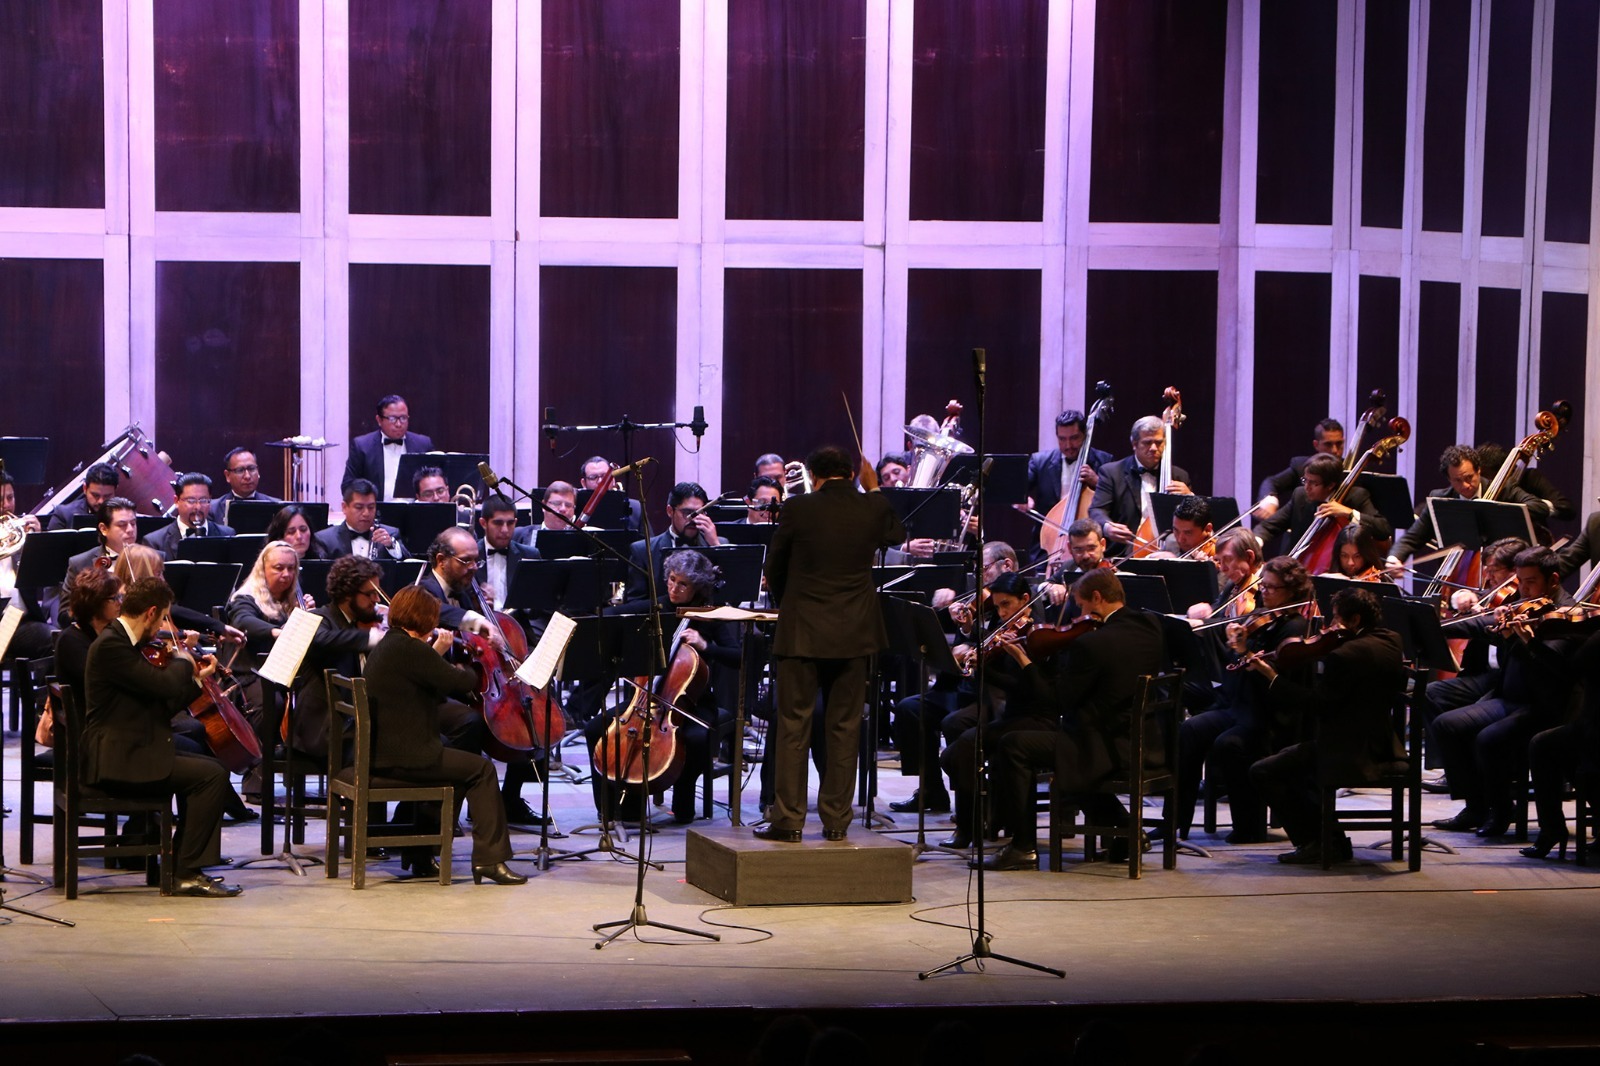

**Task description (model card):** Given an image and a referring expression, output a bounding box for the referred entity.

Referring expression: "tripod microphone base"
[593,903,720,949]
[919,932,1065,980]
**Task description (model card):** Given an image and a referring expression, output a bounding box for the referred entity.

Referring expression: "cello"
[1287,416,1410,575]
[142,623,263,774]
[593,618,708,790]
[457,589,564,760]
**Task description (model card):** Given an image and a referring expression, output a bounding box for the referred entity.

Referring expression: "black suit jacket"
[292,605,377,757]
[477,536,539,610]
[415,568,490,630]
[341,430,435,500]
[1049,607,1169,789]
[1257,455,1312,504]
[311,522,407,562]
[363,628,479,771]
[616,529,708,613]
[143,519,236,559]
[1266,626,1406,780]
[1557,510,1600,579]
[766,479,906,659]
[82,621,196,786]
[1393,485,1550,562]
[58,546,114,626]
[1253,485,1381,550]
[1027,446,1114,522]
[1087,455,1193,548]
[45,497,96,532]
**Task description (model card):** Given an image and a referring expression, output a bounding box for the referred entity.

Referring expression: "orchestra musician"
[1387,446,1551,572]
[1023,409,1114,559]
[1089,415,1192,555]
[312,479,407,561]
[1254,418,1345,521]
[756,446,907,843]
[1524,627,1600,860]
[82,576,242,897]
[286,555,387,759]
[1,470,53,663]
[59,497,145,624]
[579,457,642,531]
[144,473,235,558]
[1251,453,1379,555]
[1245,586,1407,865]
[618,482,720,614]
[983,569,1168,871]
[1476,441,1574,524]
[515,481,578,549]
[1332,523,1392,582]
[477,494,538,610]
[1554,508,1600,580]
[264,504,331,562]
[875,453,911,488]
[225,539,311,714]
[1174,557,1313,844]
[411,465,451,503]
[1164,495,1215,558]
[210,448,280,526]
[741,476,782,524]
[361,586,526,885]
[342,394,434,501]
[45,461,120,531]
[1428,546,1577,839]
[754,453,786,482]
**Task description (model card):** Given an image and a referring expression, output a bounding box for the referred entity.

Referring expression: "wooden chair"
[15,656,56,864]
[1317,667,1424,871]
[50,684,177,898]
[253,679,327,858]
[324,671,454,888]
[1050,670,1184,878]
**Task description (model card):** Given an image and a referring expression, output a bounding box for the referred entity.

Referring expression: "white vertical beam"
[103,0,130,239]
[322,1,352,502]
[1456,1,1487,441]
[864,0,894,456]
[1586,0,1600,502]
[512,0,542,486]
[1330,0,1360,418]
[1217,0,1251,501]
[1039,0,1076,438]
[1522,0,1554,423]
[1396,0,1428,493]
[299,0,325,240]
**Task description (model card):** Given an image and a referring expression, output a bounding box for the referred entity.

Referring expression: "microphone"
[611,456,656,478]
[690,405,708,444]
[972,347,987,389]
[477,462,501,492]
[543,407,558,451]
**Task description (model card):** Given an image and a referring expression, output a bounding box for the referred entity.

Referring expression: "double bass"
[593,619,708,789]
[1132,387,1184,558]
[1040,381,1114,573]
[1287,416,1410,575]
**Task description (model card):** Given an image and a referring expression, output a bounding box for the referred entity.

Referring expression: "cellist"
[583,550,740,826]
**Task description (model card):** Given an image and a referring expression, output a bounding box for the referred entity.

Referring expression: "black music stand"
[948,453,1028,505]
[1311,575,1404,620]
[1116,573,1174,614]
[536,528,637,564]
[15,530,98,590]
[298,560,333,605]
[877,594,965,858]
[226,500,329,534]
[1355,473,1417,540]
[573,488,629,529]
[378,559,425,596]
[505,558,602,620]
[875,563,969,604]
[134,516,169,540]
[376,502,455,554]
[162,562,242,615]
[0,437,49,485]
[1117,557,1220,614]
[1149,492,1241,535]
[880,487,962,541]
[174,534,264,566]
[394,452,490,499]
[713,523,776,550]
[1427,498,1537,555]
[681,544,765,605]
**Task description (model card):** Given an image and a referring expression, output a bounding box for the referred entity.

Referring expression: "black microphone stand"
[920,348,1064,981]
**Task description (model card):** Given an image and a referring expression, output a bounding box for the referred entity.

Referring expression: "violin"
[1232,625,1357,673]
[142,624,262,774]
[594,619,708,789]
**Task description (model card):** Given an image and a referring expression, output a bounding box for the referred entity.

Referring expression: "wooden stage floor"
[2,734,1598,1065]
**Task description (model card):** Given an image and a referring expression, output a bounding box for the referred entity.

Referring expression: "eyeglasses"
[1259,582,1288,592]
[228,464,259,474]
[380,414,410,424]
[449,553,480,566]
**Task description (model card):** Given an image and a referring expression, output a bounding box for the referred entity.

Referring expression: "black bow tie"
[486,547,509,557]
[185,527,203,538]
[383,437,405,446]
[1141,467,1159,478]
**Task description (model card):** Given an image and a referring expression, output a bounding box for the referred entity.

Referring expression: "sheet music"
[257,607,325,688]
[517,610,576,690]
[0,603,22,663]
[679,604,780,622]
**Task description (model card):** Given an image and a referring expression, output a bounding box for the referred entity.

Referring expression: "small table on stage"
[678,605,777,827]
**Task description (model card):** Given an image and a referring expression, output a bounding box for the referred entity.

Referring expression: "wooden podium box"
[685,825,913,906]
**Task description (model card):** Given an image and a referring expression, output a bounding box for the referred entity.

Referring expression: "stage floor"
[2,733,1598,1061]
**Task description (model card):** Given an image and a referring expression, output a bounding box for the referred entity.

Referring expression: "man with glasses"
[288,555,387,759]
[210,447,280,525]
[342,394,436,501]
[313,479,407,561]
[1251,453,1379,563]
[145,473,235,557]
[617,481,720,614]
[578,456,642,532]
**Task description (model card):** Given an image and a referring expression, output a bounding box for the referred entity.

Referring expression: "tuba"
[905,400,974,489]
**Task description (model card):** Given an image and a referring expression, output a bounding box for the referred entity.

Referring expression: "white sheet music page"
[257,607,325,688]
[0,604,23,663]
[517,610,576,690]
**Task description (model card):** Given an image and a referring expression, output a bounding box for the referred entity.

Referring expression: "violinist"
[583,551,739,826]
[1254,417,1345,521]
[82,576,242,897]
[1332,523,1392,583]
[288,556,387,760]
[983,569,1168,871]
[938,572,1061,850]
[226,541,313,706]
[1429,546,1578,839]
[362,586,526,885]
[1192,528,1264,622]
[618,482,720,613]
[1252,454,1379,557]
[53,566,127,729]
[264,504,330,562]
[114,545,246,649]
[1089,416,1192,555]
[1176,557,1313,844]
[1246,586,1406,865]
[1162,495,1214,558]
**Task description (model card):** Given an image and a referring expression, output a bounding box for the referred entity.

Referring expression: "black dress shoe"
[753,826,802,843]
[938,831,972,849]
[1474,812,1510,838]
[223,807,260,825]
[1278,838,1353,865]
[400,853,441,879]
[1430,809,1483,832]
[173,876,243,898]
[504,796,551,828]
[1520,828,1569,860]
[888,790,951,814]
[472,862,529,885]
[823,827,847,842]
[1225,829,1271,845]
[974,843,1038,872]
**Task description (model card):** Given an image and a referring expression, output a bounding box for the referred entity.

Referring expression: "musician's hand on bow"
[948,600,975,629]
[1043,582,1068,607]
[194,651,218,680]
[430,628,454,655]
[1103,521,1137,544]
[1253,495,1280,521]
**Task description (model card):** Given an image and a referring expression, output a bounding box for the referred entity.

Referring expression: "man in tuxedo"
[477,493,538,610]
[288,555,386,760]
[342,394,435,500]
[617,482,719,613]
[45,461,120,531]
[412,465,451,503]
[1388,445,1551,571]
[1555,508,1600,579]
[58,497,144,625]
[83,576,241,896]
[756,446,906,843]
[144,474,235,558]
[1254,418,1345,521]
[1089,416,1193,555]
[312,479,407,561]
[210,448,280,526]
[983,569,1169,871]
[1247,586,1407,864]
[1252,453,1380,558]
[1024,409,1115,559]
[579,457,643,531]
[0,470,52,662]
